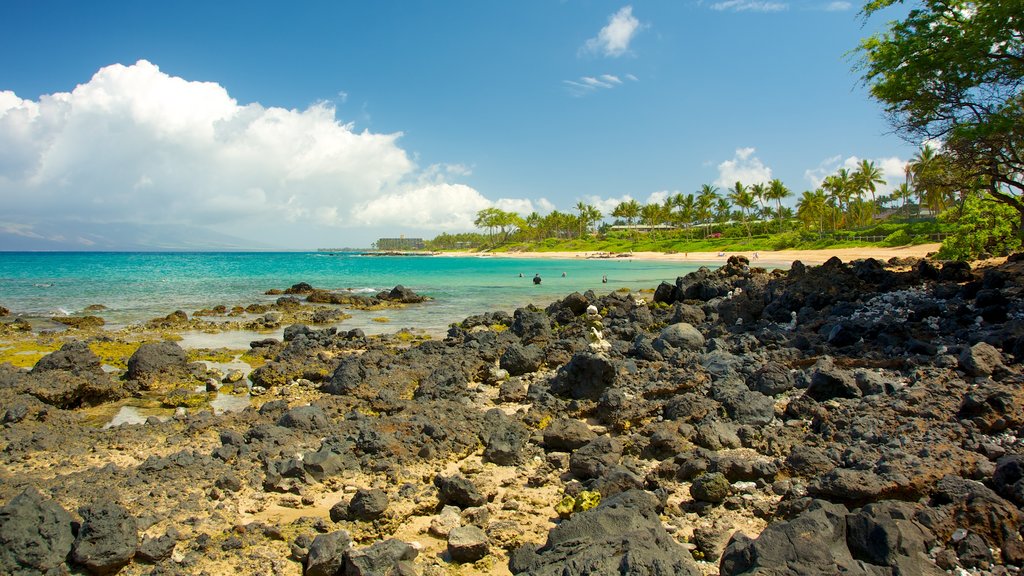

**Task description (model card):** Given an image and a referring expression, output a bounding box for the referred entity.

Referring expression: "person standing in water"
[533,274,542,285]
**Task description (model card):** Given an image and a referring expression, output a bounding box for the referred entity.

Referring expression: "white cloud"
[0,60,538,247]
[351,183,490,230]
[822,1,852,10]
[715,147,773,188]
[581,194,635,218]
[534,198,556,214]
[804,154,909,196]
[564,73,636,97]
[582,6,642,58]
[710,0,789,11]
[646,190,670,205]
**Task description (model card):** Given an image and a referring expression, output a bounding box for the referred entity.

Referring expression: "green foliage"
[858,0,1024,220]
[882,229,911,247]
[937,194,1022,260]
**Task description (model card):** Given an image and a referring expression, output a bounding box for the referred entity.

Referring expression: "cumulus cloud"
[804,154,909,196]
[0,60,541,248]
[580,194,635,218]
[582,6,642,57]
[710,0,789,11]
[715,147,773,188]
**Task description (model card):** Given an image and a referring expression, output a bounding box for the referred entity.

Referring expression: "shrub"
[882,229,911,246]
[937,194,1022,260]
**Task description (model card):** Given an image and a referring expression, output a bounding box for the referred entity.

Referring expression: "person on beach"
[753,252,759,260]
[533,274,542,285]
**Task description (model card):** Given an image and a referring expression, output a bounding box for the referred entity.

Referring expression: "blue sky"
[0,0,913,249]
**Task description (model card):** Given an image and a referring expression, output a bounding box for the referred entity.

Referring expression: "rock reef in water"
[1,255,1024,575]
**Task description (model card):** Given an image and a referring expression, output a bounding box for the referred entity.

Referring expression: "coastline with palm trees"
[422,146,1007,262]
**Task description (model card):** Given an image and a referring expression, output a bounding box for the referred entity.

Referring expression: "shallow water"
[0,252,702,334]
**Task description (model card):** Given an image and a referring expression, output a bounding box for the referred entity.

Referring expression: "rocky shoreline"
[2,254,1023,575]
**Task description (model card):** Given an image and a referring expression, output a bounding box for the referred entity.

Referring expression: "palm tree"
[672,193,696,239]
[750,183,768,220]
[766,178,792,232]
[612,199,642,244]
[696,185,719,238]
[854,159,886,217]
[728,181,755,237]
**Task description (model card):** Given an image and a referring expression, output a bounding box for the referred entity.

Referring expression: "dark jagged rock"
[806,359,861,401]
[447,525,489,563]
[481,409,530,466]
[277,405,332,433]
[509,490,700,576]
[0,487,75,575]
[345,538,417,576]
[549,353,617,400]
[542,418,597,451]
[71,500,138,575]
[348,488,389,521]
[690,472,730,503]
[499,343,544,376]
[305,530,352,576]
[380,285,426,304]
[568,436,622,480]
[414,363,468,401]
[511,308,552,344]
[126,340,189,381]
[959,342,1004,376]
[31,341,104,376]
[435,474,486,509]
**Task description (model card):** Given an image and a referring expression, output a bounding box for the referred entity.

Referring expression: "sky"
[0,0,916,250]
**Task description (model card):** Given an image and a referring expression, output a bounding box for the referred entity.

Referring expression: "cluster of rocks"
[270,282,428,309]
[2,254,1024,575]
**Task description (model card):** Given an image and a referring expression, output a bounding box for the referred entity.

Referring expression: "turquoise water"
[0,252,703,334]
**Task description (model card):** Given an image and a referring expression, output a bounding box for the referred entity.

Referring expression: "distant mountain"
[0,221,274,251]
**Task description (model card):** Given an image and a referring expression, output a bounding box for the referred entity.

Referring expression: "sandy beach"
[438,243,942,266]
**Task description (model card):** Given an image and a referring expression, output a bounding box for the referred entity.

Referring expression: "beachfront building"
[374,237,426,251]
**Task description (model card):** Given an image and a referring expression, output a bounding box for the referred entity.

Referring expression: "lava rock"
[349,489,389,521]
[542,418,597,451]
[126,341,188,381]
[690,472,731,503]
[509,490,700,576]
[435,475,486,509]
[499,343,544,376]
[653,322,706,353]
[305,530,352,576]
[448,526,489,563]
[569,436,622,480]
[71,500,138,575]
[0,487,75,575]
[345,538,418,576]
[959,342,1004,376]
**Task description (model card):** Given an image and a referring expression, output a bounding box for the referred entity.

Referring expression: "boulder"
[71,500,138,575]
[509,490,700,575]
[653,322,705,353]
[447,525,489,563]
[481,409,530,466]
[569,436,622,480]
[435,475,486,509]
[277,405,332,433]
[549,353,617,400]
[126,341,188,381]
[499,343,544,376]
[511,308,551,344]
[993,455,1024,506]
[348,489,389,521]
[305,530,352,576]
[542,418,597,451]
[31,341,104,376]
[345,539,417,576]
[806,361,861,401]
[959,342,1004,376]
[0,487,75,575]
[690,472,730,503]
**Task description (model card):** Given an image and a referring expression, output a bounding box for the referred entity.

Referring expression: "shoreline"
[434,243,943,266]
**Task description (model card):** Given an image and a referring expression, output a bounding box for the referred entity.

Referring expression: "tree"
[854,160,885,216]
[696,185,719,238]
[859,0,1024,233]
[473,207,522,245]
[728,181,755,237]
[766,178,792,232]
[612,199,642,244]
[938,191,1022,260]
[797,189,828,232]
[672,193,696,239]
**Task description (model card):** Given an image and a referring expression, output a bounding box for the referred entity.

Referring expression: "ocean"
[0,252,704,337]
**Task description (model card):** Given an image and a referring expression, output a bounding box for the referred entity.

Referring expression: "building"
[373,237,426,251]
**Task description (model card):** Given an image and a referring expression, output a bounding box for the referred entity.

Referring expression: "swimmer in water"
[533,274,542,285]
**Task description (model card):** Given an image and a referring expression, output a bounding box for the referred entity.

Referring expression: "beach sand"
[438,243,942,266]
